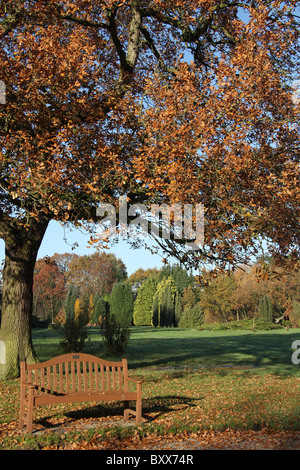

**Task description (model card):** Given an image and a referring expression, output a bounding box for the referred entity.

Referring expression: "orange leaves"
[0,0,299,269]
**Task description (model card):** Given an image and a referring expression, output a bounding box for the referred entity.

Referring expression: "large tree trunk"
[0,216,49,379]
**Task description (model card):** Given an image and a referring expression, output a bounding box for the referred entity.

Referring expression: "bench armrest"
[21,381,37,389]
[127,377,143,384]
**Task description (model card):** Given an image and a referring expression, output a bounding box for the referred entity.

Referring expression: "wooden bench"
[19,353,142,433]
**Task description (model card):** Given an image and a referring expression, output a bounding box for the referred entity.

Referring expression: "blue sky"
[0,220,168,277]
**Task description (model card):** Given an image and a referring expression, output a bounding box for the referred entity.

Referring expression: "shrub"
[58,315,89,353]
[179,304,203,328]
[197,319,282,331]
[92,295,109,325]
[100,314,131,355]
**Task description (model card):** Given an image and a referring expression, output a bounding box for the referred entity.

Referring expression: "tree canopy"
[0,0,299,378]
[1,0,299,266]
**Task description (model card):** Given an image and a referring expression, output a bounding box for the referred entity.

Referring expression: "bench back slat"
[100,364,105,391]
[22,354,128,396]
[106,365,111,391]
[59,363,63,393]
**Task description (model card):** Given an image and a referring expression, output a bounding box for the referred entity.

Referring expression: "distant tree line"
[27,253,300,330]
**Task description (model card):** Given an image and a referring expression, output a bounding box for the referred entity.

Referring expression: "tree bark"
[0,216,49,379]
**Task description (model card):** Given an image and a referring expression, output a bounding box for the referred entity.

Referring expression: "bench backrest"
[21,353,129,396]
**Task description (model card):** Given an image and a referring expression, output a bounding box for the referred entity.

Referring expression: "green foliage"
[152,292,159,327]
[174,291,182,327]
[92,295,109,324]
[100,314,131,355]
[197,319,282,331]
[133,276,157,326]
[153,275,178,327]
[58,316,89,353]
[110,281,134,326]
[258,295,273,322]
[65,285,79,322]
[160,283,174,327]
[59,287,89,353]
[158,264,194,294]
[179,303,203,328]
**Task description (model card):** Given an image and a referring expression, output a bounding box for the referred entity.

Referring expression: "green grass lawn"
[34,325,300,376]
[1,326,300,449]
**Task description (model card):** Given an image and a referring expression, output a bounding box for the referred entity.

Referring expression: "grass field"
[34,325,300,375]
[1,326,300,449]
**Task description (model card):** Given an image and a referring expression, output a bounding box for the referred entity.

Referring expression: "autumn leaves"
[0,0,299,378]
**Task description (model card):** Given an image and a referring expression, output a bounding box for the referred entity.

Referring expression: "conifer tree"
[110,281,134,326]
[174,291,182,327]
[87,294,94,323]
[74,298,83,323]
[152,276,178,327]
[65,286,79,322]
[133,277,157,326]
[165,284,175,327]
[93,295,109,325]
[159,287,168,327]
[152,293,159,328]
[258,295,273,322]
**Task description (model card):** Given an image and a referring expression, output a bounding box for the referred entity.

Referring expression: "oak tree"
[0,0,299,378]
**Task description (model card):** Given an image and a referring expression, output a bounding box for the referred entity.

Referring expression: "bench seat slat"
[34,390,138,406]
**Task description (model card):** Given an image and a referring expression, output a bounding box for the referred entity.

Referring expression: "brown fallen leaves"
[1,416,299,450]
[36,429,300,450]
[1,368,300,450]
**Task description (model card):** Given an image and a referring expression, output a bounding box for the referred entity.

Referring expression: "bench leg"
[26,388,34,433]
[19,400,25,429]
[19,381,27,429]
[136,401,142,424]
[123,403,142,423]
[124,401,130,421]
[136,384,142,424]
[124,391,142,424]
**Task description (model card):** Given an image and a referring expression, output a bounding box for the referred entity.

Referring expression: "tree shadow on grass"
[126,331,300,374]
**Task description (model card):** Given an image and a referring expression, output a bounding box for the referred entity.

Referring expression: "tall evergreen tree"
[152,276,177,327]
[65,286,79,322]
[258,295,273,322]
[159,286,168,327]
[133,276,157,326]
[93,295,109,324]
[152,293,159,328]
[174,291,182,327]
[110,281,134,326]
[165,284,175,327]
